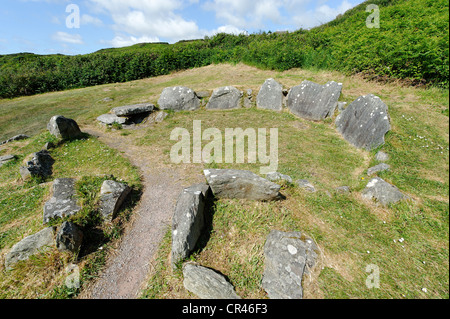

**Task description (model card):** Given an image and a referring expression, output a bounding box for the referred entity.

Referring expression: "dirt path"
[78,126,203,299]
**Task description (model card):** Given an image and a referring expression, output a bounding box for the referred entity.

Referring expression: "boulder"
[96,114,127,125]
[375,151,389,162]
[204,169,281,201]
[296,179,316,192]
[362,177,408,206]
[43,178,81,224]
[158,86,200,111]
[0,155,16,167]
[257,78,283,111]
[335,94,390,150]
[98,180,131,220]
[56,221,83,253]
[262,230,318,299]
[111,103,154,117]
[0,134,29,145]
[47,115,82,140]
[171,185,207,268]
[183,263,241,299]
[266,172,293,183]
[20,150,54,180]
[206,86,242,110]
[5,227,56,269]
[287,80,342,121]
[367,163,390,175]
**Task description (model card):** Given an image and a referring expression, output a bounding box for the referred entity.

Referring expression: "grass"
[0,131,141,298]
[0,63,448,299]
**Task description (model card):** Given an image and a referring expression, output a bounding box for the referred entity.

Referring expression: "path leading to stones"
[79,126,203,299]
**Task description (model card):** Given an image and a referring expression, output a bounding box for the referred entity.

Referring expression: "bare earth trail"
[79,125,204,299]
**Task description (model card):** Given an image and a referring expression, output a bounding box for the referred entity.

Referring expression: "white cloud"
[105,35,161,48]
[292,0,353,28]
[52,31,84,44]
[81,14,103,27]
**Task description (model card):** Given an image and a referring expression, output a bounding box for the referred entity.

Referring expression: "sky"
[0,0,366,56]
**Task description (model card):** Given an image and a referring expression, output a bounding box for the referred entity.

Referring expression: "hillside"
[0,0,448,99]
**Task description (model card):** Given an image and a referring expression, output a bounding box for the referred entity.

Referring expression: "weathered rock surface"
[47,115,83,140]
[362,177,408,206]
[183,263,241,299]
[287,80,342,121]
[96,114,127,125]
[204,169,281,201]
[262,230,318,299]
[171,185,206,268]
[98,180,131,220]
[19,150,54,180]
[375,151,389,162]
[335,94,390,150]
[296,179,316,192]
[5,227,56,269]
[56,221,83,253]
[367,163,390,175]
[206,86,242,110]
[257,78,283,111]
[0,155,16,167]
[0,134,29,145]
[111,103,154,117]
[266,171,293,183]
[43,178,81,224]
[158,86,200,111]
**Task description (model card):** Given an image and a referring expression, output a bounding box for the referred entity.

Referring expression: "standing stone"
[362,177,408,206]
[20,150,54,180]
[111,103,154,117]
[158,86,200,111]
[5,227,56,269]
[204,169,281,201]
[98,180,131,220]
[257,78,283,111]
[287,80,342,121]
[56,221,83,253]
[47,115,82,140]
[43,178,81,224]
[335,94,391,150]
[183,263,241,299]
[171,186,206,268]
[262,230,318,299]
[206,86,242,110]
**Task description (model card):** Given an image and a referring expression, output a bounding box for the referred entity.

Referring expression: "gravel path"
[79,126,203,299]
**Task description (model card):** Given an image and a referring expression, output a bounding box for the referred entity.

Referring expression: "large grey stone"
[111,103,154,117]
[367,163,390,176]
[204,169,281,201]
[262,230,318,299]
[20,150,54,180]
[43,178,81,224]
[287,80,342,121]
[98,180,131,220]
[5,227,56,269]
[362,177,408,206]
[206,86,242,110]
[171,186,206,268]
[158,86,200,111]
[257,78,283,111]
[335,94,391,150]
[96,114,127,125]
[47,115,82,140]
[183,263,241,299]
[56,221,83,253]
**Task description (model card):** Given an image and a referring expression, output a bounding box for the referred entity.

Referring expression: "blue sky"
[0,0,366,55]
